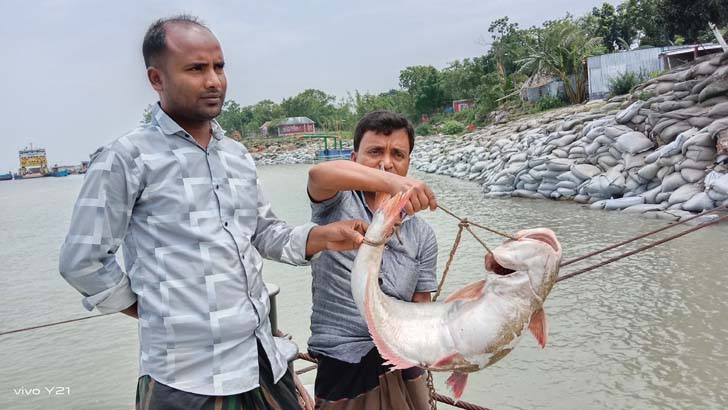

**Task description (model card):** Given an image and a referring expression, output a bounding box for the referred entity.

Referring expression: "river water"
[1,164,726,410]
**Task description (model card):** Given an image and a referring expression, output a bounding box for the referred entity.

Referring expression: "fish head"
[365,189,413,245]
[484,228,562,299]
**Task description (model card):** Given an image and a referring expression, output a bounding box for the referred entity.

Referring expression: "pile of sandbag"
[411,51,728,221]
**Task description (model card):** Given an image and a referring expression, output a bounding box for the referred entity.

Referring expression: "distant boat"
[51,169,69,177]
[0,172,12,181]
[314,148,353,162]
[17,144,50,178]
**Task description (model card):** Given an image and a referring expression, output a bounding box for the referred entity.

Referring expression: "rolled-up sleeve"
[415,224,439,292]
[59,145,141,313]
[251,179,316,265]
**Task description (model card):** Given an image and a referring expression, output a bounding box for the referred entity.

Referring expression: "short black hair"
[353,110,415,153]
[142,14,208,68]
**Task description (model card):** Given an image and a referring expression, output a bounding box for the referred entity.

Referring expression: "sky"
[0,0,608,170]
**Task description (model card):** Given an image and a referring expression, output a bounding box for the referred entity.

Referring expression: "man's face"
[351,129,411,176]
[148,24,227,123]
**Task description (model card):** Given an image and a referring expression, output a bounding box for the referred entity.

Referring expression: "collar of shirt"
[151,102,225,144]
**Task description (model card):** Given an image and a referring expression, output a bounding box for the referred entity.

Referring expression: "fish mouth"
[484,251,515,276]
[484,228,560,276]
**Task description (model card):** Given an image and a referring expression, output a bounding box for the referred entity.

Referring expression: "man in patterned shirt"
[59,15,367,410]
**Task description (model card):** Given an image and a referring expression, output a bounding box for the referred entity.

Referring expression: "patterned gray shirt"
[59,103,315,396]
[307,190,438,363]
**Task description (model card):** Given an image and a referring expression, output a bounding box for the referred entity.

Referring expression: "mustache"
[200,92,223,98]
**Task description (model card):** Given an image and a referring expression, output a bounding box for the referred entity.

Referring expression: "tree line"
[144,0,728,137]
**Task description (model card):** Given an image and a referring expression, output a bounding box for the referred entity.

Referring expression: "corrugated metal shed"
[586,44,719,100]
[587,48,665,100]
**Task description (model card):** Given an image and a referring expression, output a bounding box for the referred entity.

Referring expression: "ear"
[350,151,357,162]
[147,66,163,92]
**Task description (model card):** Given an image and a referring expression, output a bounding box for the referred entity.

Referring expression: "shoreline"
[246,52,728,224]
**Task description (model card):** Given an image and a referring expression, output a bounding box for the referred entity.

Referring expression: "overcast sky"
[0,0,608,170]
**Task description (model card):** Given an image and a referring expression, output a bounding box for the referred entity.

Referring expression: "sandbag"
[640,185,662,204]
[680,168,706,183]
[603,197,645,210]
[668,183,701,205]
[682,192,715,212]
[616,101,644,124]
[511,190,547,200]
[622,203,668,214]
[615,131,654,154]
[637,163,661,181]
[707,172,728,194]
[661,172,688,193]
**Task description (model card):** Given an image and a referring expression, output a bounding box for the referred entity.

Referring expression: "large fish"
[351,190,562,400]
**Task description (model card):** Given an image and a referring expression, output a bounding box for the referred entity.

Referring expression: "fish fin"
[373,191,392,212]
[432,351,459,367]
[444,280,486,303]
[528,308,548,348]
[446,372,468,402]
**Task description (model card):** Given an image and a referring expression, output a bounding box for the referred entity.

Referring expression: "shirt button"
[215,184,220,190]
[224,221,229,227]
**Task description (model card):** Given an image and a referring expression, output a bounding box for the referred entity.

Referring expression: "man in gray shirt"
[59,15,367,410]
[307,110,439,409]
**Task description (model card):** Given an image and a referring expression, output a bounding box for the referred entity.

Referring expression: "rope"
[560,204,727,267]
[0,312,112,337]
[433,223,465,302]
[556,213,728,282]
[432,392,493,410]
[295,352,490,410]
[437,205,517,240]
[295,364,318,375]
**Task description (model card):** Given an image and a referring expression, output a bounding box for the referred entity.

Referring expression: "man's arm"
[412,292,432,303]
[59,146,141,316]
[308,160,437,214]
[251,178,368,263]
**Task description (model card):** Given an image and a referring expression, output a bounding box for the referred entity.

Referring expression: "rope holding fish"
[426,369,438,410]
[433,220,466,302]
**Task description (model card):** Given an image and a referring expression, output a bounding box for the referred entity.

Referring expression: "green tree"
[519,18,604,103]
[581,2,636,51]
[440,57,491,101]
[216,100,251,137]
[399,65,446,116]
[352,89,415,121]
[280,89,338,128]
[659,0,728,44]
[248,99,285,131]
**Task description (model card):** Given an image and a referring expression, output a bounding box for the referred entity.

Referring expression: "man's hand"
[308,161,437,215]
[306,219,369,257]
[386,174,437,215]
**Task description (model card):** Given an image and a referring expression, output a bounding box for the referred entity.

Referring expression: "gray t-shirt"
[307,190,438,363]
